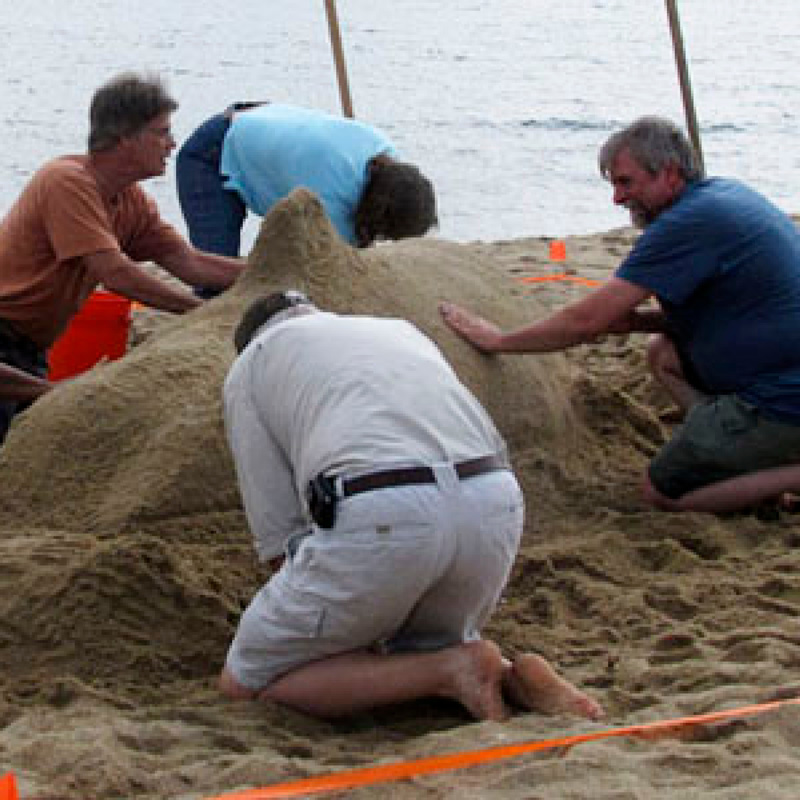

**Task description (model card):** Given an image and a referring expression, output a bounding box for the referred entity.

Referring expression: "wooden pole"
[324,0,355,118]
[665,0,705,175]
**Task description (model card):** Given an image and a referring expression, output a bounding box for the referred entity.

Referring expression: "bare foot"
[438,302,503,354]
[503,654,604,721]
[219,667,259,700]
[439,640,510,722]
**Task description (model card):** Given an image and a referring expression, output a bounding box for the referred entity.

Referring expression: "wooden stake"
[324,0,355,118]
[665,0,705,175]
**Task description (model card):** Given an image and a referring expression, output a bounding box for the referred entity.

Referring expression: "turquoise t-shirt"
[220,104,396,244]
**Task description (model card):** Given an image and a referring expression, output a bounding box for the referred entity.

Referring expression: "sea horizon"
[2,0,799,247]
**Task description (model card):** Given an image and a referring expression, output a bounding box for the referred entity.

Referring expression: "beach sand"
[0,190,798,799]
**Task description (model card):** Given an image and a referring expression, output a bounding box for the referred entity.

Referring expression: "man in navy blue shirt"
[440,116,800,514]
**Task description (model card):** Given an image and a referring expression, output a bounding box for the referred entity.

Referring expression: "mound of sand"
[0,190,798,799]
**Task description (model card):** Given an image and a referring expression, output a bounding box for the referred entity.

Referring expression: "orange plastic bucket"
[48,291,132,381]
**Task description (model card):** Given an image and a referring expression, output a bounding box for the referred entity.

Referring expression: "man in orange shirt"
[0,71,244,443]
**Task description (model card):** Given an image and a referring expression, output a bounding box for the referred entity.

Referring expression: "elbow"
[551,304,610,346]
[92,259,133,297]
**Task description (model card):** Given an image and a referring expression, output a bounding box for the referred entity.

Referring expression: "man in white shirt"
[219,290,602,722]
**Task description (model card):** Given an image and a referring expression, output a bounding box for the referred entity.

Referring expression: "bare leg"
[642,464,800,514]
[221,640,510,721]
[220,667,258,700]
[502,654,604,721]
[647,334,707,414]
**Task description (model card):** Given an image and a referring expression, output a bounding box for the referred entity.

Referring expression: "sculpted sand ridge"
[0,190,797,799]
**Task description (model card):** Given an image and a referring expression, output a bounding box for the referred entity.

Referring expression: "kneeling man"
[219,290,602,721]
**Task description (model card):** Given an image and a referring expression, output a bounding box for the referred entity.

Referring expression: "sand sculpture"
[0,189,600,691]
[2,190,797,799]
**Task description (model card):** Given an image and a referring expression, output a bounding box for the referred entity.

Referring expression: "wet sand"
[0,191,798,799]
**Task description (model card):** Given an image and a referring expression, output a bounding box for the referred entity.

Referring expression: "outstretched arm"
[157,243,244,292]
[439,277,652,354]
[0,363,53,402]
[83,249,202,312]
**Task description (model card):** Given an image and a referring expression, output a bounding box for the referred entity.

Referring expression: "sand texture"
[0,190,798,799]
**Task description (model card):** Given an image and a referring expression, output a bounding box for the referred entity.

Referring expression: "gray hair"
[598,116,702,182]
[88,72,178,153]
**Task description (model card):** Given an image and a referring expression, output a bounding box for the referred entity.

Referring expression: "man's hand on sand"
[438,302,503,354]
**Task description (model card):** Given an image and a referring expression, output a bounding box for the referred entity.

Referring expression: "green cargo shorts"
[649,394,800,499]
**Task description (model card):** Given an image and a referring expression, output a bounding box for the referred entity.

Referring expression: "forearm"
[497,307,605,353]
[160,248,244,290]
[101,262,201,313]
[0,363,53,402]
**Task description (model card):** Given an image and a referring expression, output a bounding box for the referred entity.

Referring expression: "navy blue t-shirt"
[616,178,800,422]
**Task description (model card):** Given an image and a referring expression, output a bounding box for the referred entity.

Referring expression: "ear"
[663,162,686,195]
[116,133,139,154]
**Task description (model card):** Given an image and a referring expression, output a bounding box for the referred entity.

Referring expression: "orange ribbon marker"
[549,239,567,261]
[205,697,800,800]
[518,273,601,288]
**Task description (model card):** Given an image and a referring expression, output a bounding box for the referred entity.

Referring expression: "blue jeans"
[176,111,247,298]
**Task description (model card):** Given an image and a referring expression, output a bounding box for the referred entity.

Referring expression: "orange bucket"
[0,772,18,800]
[48,291,132,381]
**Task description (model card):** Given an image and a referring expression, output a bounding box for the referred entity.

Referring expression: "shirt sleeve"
[116,187,188,263]
[223,354,308,562]
[616,198,719,305]
[41,163,120,259]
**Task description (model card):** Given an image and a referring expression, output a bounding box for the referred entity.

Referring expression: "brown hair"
[88,72,178,153]
[355,155,437,247]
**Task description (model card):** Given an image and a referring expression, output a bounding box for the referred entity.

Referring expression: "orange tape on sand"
[518,273,601,287]
[205,697,800,800]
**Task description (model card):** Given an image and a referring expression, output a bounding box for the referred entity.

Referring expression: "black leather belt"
[340,454,507,498]
[223,101,269,119]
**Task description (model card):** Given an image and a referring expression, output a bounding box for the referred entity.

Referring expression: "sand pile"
[0,190,798,799]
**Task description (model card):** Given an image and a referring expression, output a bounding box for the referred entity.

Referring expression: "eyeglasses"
[139,122,174,141]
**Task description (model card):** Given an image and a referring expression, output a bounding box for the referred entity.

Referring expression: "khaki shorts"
[649,394,800,499]
[226,468,524,690]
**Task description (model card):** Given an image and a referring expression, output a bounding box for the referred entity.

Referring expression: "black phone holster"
[307,474,338,529]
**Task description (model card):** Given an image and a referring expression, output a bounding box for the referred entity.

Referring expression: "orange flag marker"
[548,239,566,261]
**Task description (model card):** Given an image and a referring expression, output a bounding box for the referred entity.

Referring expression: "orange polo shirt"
[0,155,185,348]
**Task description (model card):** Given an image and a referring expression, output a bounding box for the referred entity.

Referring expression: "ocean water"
[2,0,800,248]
